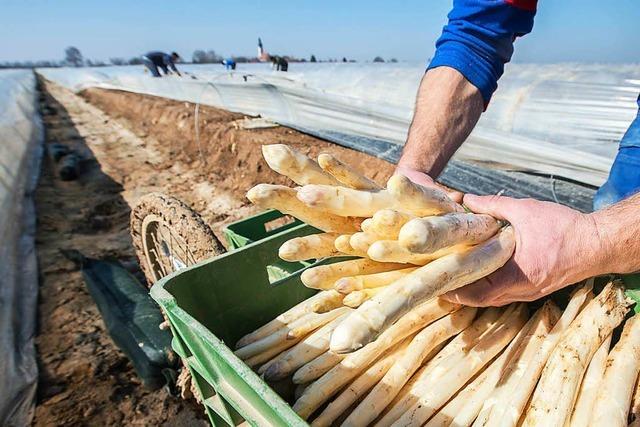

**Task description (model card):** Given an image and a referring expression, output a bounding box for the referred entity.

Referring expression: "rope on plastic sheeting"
[550,175,560,204]
[191,70,297,166]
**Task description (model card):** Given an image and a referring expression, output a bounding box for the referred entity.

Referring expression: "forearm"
[398,67,484,177]
[589,192,640,275]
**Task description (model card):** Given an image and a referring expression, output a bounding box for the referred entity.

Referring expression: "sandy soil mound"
[34,81,394,425]
[80,88,395,204]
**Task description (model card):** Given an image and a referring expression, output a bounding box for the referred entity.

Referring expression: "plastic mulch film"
[0,69,43,426]
[38,62,640,187]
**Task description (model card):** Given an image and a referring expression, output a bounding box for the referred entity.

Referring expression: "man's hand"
[443,194,604,307]
[394,166,463,203]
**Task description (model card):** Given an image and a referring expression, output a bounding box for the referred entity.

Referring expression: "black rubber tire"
[130,192,225,287]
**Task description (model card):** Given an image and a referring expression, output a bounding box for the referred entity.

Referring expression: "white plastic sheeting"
[0,69,42,426]
[39,62,640,185]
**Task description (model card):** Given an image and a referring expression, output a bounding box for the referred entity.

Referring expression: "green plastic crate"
[151,223,340,426]
[224,209,305,250]
[223,210,315,282]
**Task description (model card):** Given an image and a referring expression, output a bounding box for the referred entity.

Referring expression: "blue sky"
[1,0,639,63]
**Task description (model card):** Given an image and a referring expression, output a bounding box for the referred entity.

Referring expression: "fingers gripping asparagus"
[330,226,515,354]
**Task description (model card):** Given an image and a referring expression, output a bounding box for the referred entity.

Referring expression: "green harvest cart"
[151,210,333,426]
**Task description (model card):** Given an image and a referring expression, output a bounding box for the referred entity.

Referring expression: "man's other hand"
[443,194,602,307]
[394,166,463,203]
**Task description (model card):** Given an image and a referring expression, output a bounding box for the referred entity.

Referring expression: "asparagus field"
[236,144,639,426]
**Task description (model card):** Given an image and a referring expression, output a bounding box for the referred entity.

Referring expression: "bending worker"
[141,51,181,77]
[399,0,640,306]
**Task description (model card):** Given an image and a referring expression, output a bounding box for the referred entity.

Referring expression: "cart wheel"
[130,192,225,287]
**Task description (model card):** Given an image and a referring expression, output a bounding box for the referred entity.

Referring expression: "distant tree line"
[1,46,397,69]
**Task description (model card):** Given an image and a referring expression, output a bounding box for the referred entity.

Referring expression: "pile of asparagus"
[234,144,640,426]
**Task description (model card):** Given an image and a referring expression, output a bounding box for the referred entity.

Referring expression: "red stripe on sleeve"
[504,0,537,12]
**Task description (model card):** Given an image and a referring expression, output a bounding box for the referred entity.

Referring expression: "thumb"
[463,194,514,220]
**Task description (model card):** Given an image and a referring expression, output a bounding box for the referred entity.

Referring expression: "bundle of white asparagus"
[233,144,640,426]
[247,144,512,352]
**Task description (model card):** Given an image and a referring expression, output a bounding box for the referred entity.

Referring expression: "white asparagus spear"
[473,302,561,427]
[367,239,466,265]
[295,382,310,401]
[370,209,416,240]
[343,307,478,427]
[317,152,382,190]
[278,233,341,261]
[292,351,345,385]
[367,307,504,427]
[244,337,304,368]
[235,308,349,360]
[296,185,399,217]
[490,282,594,427]
[360,218,374,233]
[292,298,461,419]
[386,174,464,215]
[297,177,462,218]
[235,290,344,349]
[521,283,632,427]
[590,315,640,427]
[261,144,340,186]
[629,368,640,427]
[247,184,361,233]
[398,212,500,254]
[263,309,352,381]
[425,306,547,427]
[330,226,515,354]
[568,334,611,427]
[334,234,368,258]
[350,232,379,254]
[377,341,447,423]
[391,304,529,427]
[311,339,411,427]
[334,267,418,294]
[301,258,404,290]
[343,287,386,308]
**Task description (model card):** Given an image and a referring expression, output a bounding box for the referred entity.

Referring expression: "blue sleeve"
[428,0,537,104]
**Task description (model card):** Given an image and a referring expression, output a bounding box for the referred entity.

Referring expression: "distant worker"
[222,58,236,70]
[271,55,289,72]
[141,51,181,77]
